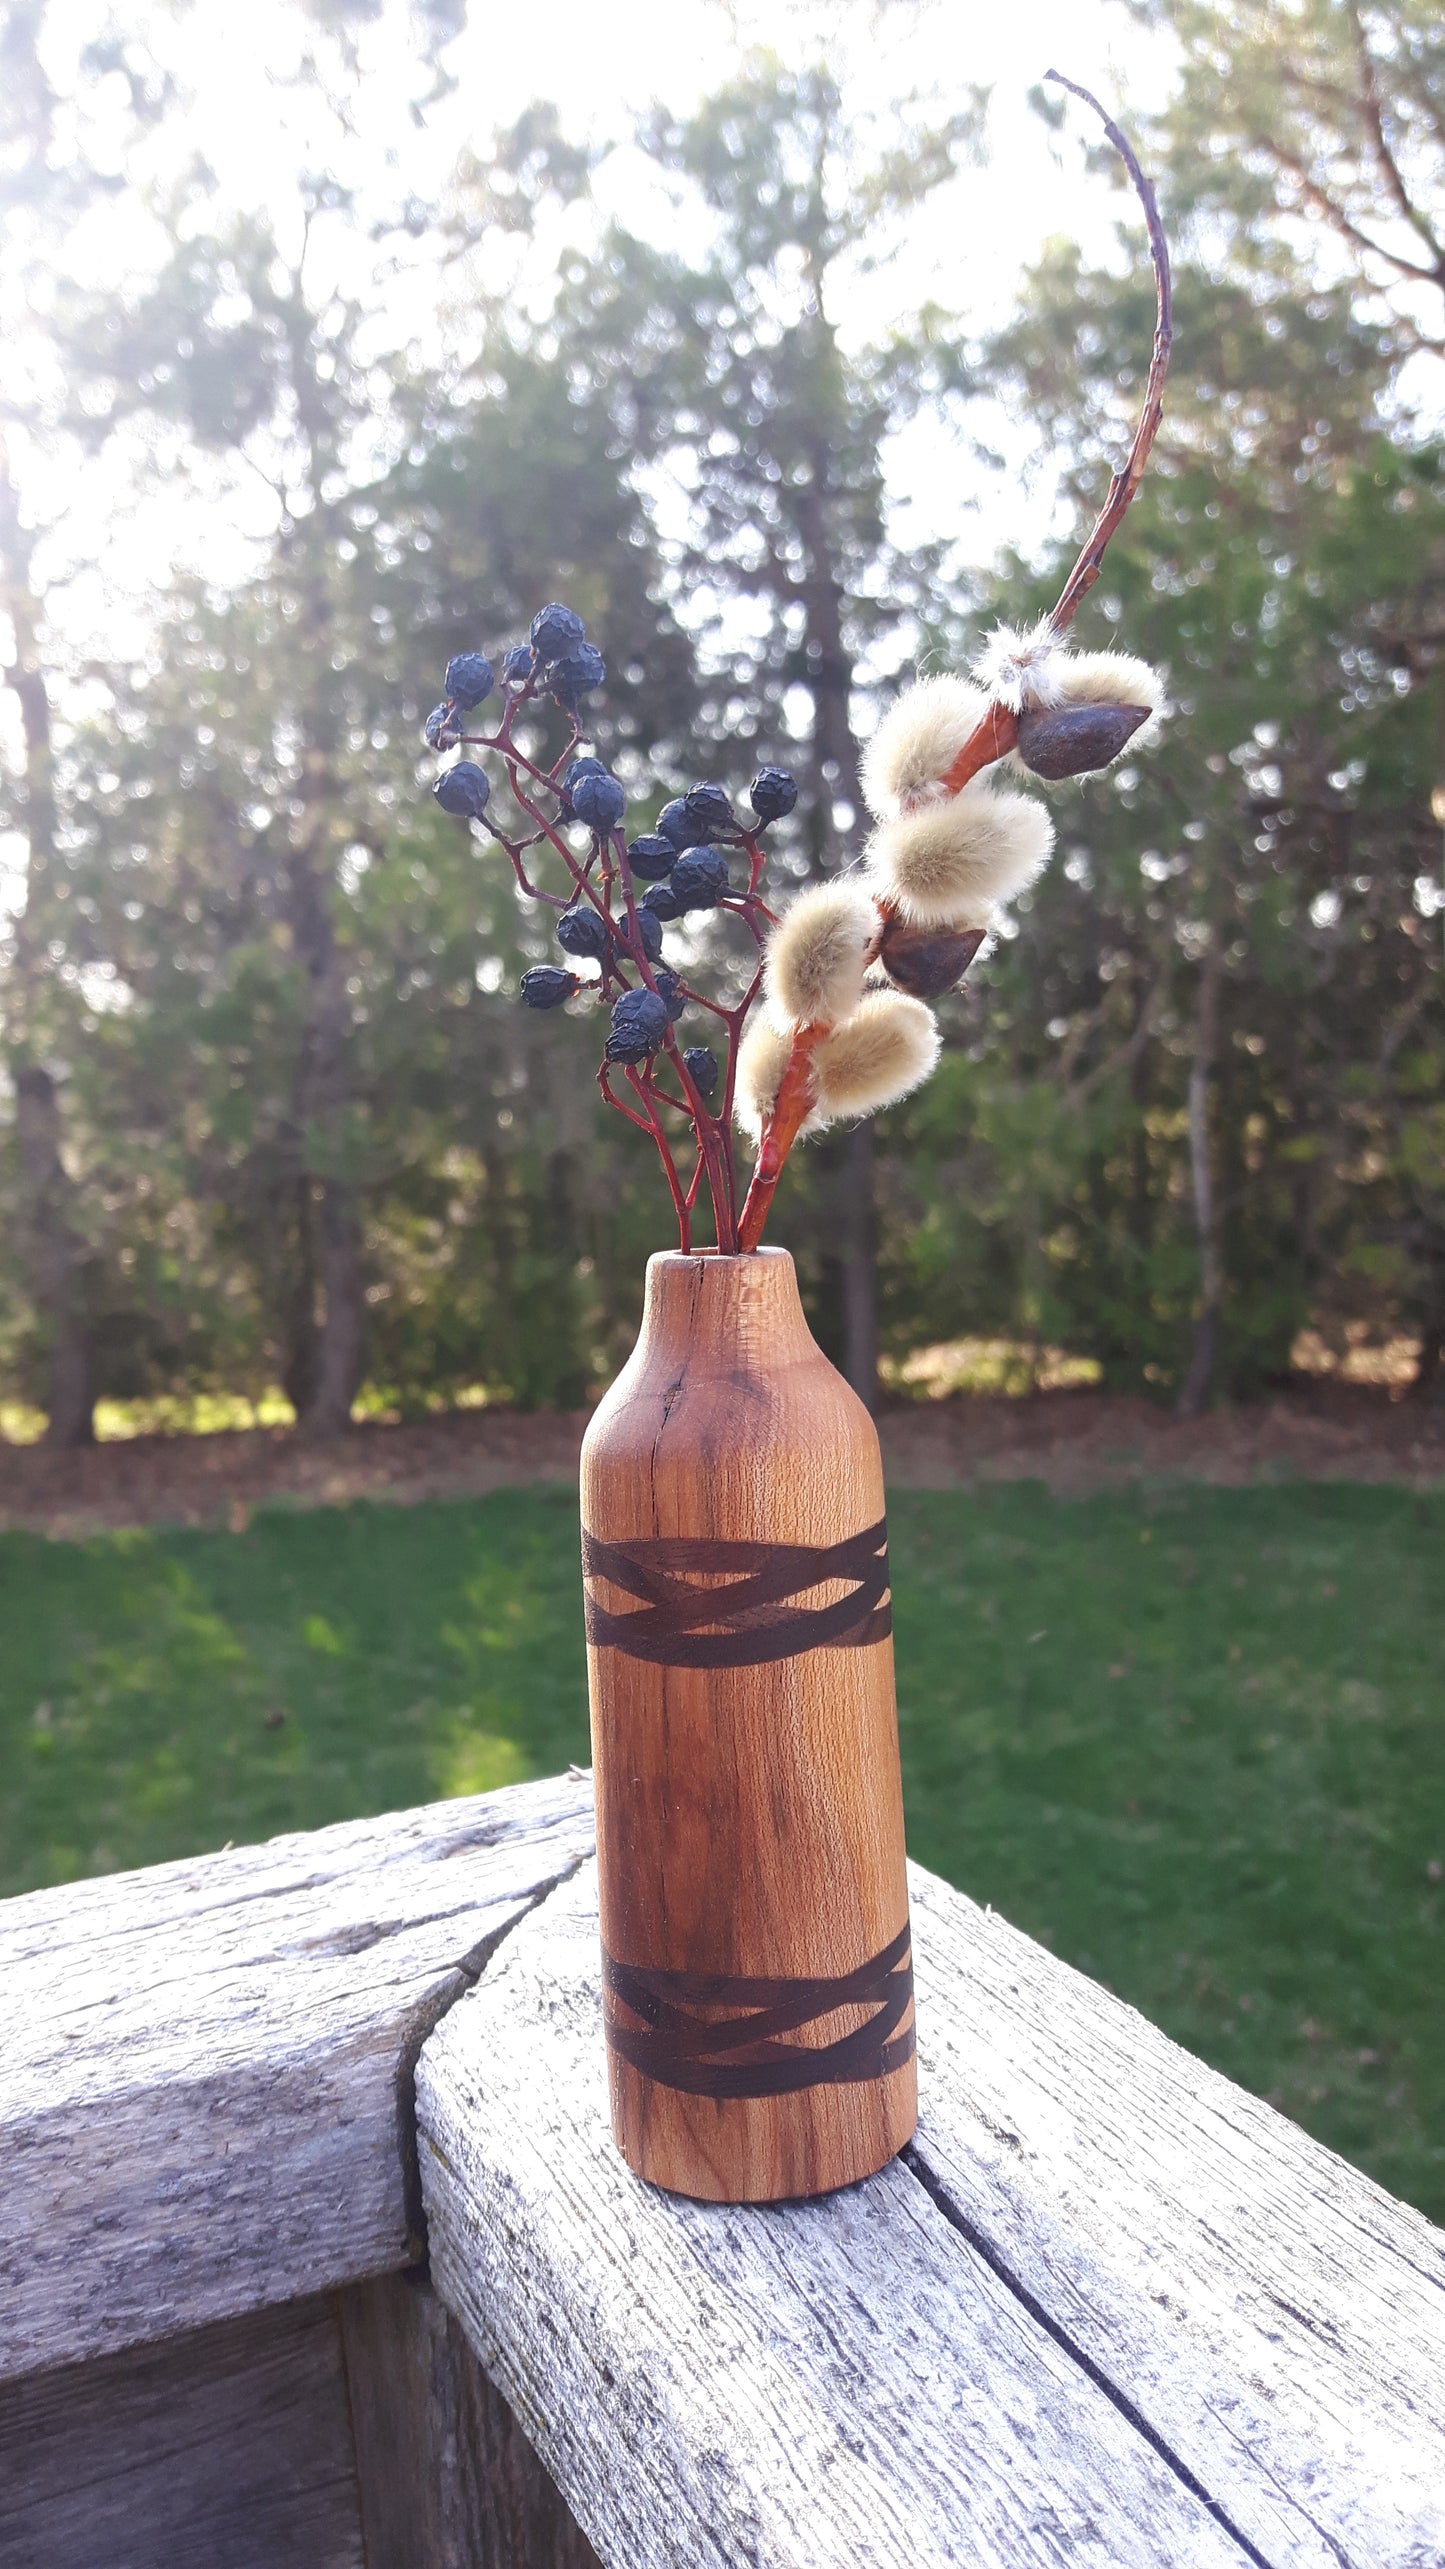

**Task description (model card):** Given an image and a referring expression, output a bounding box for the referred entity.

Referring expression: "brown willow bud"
[877,918,986,999]
[1015,700,1150,779]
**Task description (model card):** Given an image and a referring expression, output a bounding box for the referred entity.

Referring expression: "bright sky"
[9,0,1177,676]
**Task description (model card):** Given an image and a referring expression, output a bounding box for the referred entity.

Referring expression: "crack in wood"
[901,2141,1274,2569]
[397,1849,595,2269]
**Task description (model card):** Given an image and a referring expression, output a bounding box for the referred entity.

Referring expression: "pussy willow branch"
[740,73,1174,1250]
[939,68,1173,798]
[737,1024,826,1253]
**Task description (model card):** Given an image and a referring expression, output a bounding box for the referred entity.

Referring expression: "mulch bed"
[0,1382,1440,1539]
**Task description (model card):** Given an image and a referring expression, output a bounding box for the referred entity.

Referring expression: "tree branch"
[1347,2,1445,268]
[1262,137,1443,284]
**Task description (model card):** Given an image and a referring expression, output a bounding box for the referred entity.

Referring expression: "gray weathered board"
[341,2270,600,2569]
[0,2294,367,2569]
[418,1854,1445,2569]
[1,1770,595,2378]
[0,2273,597,2569]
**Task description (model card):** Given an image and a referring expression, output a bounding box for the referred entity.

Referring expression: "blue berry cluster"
[422,602,797,1089]
[512,601,607,711]
[423,603,607,762]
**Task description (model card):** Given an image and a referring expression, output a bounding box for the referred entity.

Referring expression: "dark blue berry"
[502,645,534,684]
[670,845,731,911]
[556,903,611,961]
[654,968,686,1022]
[656,796,709,851]
[605,986,670,1063]
[625,834,676,881]
[749,765,798,824]
[683,1046,719,1100]
[544,643,606,706]
[433,761,491,820]
[570,767,626,832]
[557,756,604,819]
[530,601,587,659]
[519,965,579,1011]
[641,882,680,922]
[683,781,734,834]
[444,652,494,709]
[423,702,459,750]
[631,905,664,964]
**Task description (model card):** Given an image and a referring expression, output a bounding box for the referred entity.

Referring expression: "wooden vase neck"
[638,1249,817,1377]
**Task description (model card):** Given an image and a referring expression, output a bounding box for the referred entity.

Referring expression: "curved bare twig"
[1042,69,1174,636]
[938,73,1174,800]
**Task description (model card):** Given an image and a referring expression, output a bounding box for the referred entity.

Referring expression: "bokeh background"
[0,0,1441,2215]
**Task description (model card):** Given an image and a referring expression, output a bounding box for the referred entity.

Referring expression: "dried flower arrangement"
[423,76,1172,1271]
[420,77,1175,2205]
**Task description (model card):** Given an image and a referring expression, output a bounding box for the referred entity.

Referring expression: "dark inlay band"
[602,1922,915,2099]
[581,1517,891,1669]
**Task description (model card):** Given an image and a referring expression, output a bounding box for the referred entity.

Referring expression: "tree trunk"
[260,292,371,1443]
[2,439,97,1446]
[1177,932,1224,1421]
[307,1177,367,1438]
[280,1174,320,1419]
[842,1121,880,1410]
[14,1065,95,1446]
[279,525,366,1439]
[792,425,879,1398]
[1409,1309,1443,1403]
[794,453,864,871]
[289,938,367,1443]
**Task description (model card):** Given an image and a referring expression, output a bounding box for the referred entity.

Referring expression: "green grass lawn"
[2,1481,1441,2221]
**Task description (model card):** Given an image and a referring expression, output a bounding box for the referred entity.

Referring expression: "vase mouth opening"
[648,1245,791,1264]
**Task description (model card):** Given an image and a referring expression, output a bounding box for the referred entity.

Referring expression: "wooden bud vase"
[580,1247,916,2204]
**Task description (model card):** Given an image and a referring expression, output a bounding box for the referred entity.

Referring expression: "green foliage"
[1126,0,1444,362]
[3,1480,1440,2217]
[0,5,1440,1416]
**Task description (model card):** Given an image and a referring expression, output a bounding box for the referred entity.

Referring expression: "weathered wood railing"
[4,1770,1443,2566]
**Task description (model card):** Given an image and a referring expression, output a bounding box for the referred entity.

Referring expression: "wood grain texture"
[417,1858,1253,2569]
[340,2271,600,2569]
[0,1771,595,2381]
[0,2296,363,2569]
[581,1248,915,2202]
[905,1863,1445,2569]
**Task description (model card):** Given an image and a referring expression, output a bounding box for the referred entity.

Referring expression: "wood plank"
[905,1862,1445,2569]
[339,2271,600,2569]
[417,1858,1255,2569]
[0,2295,363,2569]
[1,1772,595,2380]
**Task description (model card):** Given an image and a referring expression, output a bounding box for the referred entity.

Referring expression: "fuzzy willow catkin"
[764,882,875,1029]
[1055,649,1163,714]
[971,618,1064,712]
[867,787,1054,928]
[860,675,987,819]
[972,628,1166,740]
[813,992,940,1122]
[735,1015,807,1143]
